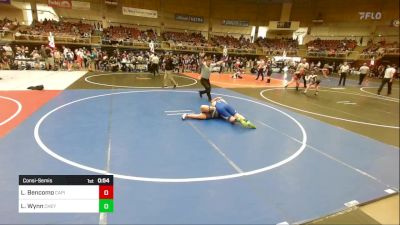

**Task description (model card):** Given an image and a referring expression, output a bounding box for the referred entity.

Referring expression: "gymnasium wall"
[292,0,399,40]
[4,0,399,41]
[209,0,281,35]
[45,0,284,36]
[0,3,25,23]
[162,0,209,32]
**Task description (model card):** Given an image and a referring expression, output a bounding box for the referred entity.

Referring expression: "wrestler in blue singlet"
[214,98,237,120]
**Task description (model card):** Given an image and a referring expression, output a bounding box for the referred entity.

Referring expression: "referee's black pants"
[152,64,159,76]
[359,73,366,85]
[338,72,347,86]
[200,78,212,101]
[377,78,392,95]
[256,68,264,80]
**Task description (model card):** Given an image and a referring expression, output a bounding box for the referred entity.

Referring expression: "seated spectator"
[305,38,357,57]
[163,31,207,47]
[256,37,298,55]
[102,25,158,46]
[361,41,399,58]
[0,17,19,31]
[16,19,94,42]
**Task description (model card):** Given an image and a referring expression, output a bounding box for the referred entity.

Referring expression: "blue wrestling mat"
[0,88,398,224]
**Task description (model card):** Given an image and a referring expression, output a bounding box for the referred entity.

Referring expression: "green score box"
[99,199,114,213]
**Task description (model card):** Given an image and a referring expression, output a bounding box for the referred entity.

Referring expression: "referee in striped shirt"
[198,53,224,102]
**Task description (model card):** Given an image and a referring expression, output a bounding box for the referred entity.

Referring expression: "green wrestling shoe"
[236,118,256,129]
[236,117,246,126]
[245,120,256,129]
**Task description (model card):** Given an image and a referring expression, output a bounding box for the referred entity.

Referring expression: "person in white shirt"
[358,63,370,85]
[377,64,397,95]
[338,61,350,86]
[150,54,160,77]
[297,58,309,88]
[255,58,265,80]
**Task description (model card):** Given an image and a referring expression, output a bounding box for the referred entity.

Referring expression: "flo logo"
[359,12,382,20]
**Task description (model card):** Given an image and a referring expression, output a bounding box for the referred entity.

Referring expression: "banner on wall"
[0,0,11,4]
[72,1,90,10]
[48,0,72,9]
[222,20,249,27]
[122,7,157,18]
[105,0,117,5]
[359,12,382,20]
[175,14,204,23]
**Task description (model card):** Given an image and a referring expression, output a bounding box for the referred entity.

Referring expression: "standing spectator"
[75,48,84,70]
[40,45,47,69]
[358,63,370,85]
[378,64,385,78]
[1,53,10,70]
[266,59,273,83]
[31,48,41,69]
[377,64,396,95]
[53,48,61,70]
[255,58,265,81]
[45,47,54,70]
[338,61,350,86]
[88,49,97,72]
[227,57,233,72]
[297,58,309,88]
[66,49,74,71]
[163,53,178,88]
[150,53,159,77]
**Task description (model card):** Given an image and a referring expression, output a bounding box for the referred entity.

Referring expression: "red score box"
[99,185,114,199]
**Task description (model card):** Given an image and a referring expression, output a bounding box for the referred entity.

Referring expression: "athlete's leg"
[303,83,311,93]
[315,84,320,95]
[199,78,212,101]
[285,77,294,87]
[295,78,300,91]
[182,113,208,120]
[168,71,178,87]
[163,70,169,87]
[233,113,256,128]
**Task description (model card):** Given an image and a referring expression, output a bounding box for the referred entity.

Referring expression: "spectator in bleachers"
[13,19,93,44]
[102,25,157,46]
[0,17,19,31]
[360,41,399,59]
[306,38,357,57]
[256,37,298,56]
[162,31,211,51]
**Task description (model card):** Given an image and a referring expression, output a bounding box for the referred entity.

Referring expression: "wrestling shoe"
[236,117,245,125]
[245,120,256,129]
[199,91,203,98]
[181,114,187,120]
[236,118,256,129]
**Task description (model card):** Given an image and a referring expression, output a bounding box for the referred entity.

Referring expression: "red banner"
[48,0,72,8]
